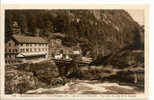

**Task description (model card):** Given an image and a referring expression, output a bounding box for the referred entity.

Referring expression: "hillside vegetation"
[5,10,144,59]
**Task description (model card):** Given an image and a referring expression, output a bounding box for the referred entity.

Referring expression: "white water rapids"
[26,80,142,94]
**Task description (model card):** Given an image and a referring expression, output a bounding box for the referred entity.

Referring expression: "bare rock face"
[51,10,143,58]
[5,62,60,94]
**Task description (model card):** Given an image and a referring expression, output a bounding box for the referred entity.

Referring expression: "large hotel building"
[5,35,48,65]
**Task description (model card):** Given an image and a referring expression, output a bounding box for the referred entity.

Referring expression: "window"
[23,49,25,52]
[9,49,11,52]
[34,48,37,52]
[20,44,23,46]
[39,48,41,52]
[27,44,30,46]
[30,48,32,52]
[20,49,22,52]
[14,49,16,52]
[26,48,29,52]
[15,49,18,52]
[11,54,14,58]
[5,54,8,58]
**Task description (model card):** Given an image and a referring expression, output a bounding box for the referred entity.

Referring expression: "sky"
[126,9,144,25]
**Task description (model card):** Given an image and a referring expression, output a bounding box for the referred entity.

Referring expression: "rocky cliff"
[5,10,143,57]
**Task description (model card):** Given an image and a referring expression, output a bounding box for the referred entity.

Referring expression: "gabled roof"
[12,35,48,44]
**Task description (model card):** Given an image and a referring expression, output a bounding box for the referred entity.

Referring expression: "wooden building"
[5,35,48,65]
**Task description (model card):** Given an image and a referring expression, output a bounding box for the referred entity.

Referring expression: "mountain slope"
[5,9,144,61]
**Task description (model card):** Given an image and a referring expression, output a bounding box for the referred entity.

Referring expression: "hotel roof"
[12,35,48,44]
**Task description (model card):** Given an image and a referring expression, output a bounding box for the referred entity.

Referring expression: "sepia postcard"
[0,4,149,99]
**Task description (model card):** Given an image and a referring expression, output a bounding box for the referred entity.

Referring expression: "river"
[26,80,143,94]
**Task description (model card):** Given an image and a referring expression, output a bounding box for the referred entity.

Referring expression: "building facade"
[5,35,48,65]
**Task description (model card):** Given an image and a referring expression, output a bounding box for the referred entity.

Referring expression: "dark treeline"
[5,10,144,61]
